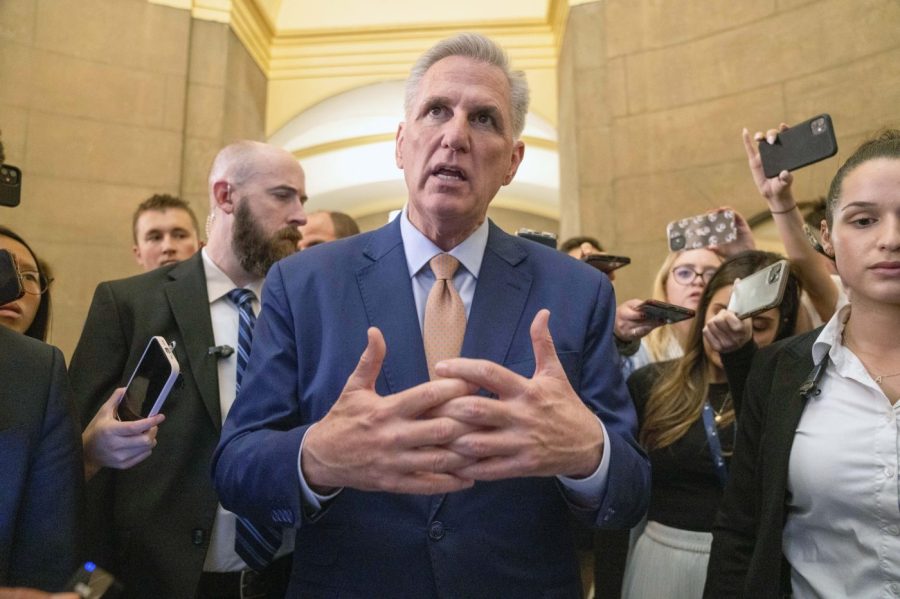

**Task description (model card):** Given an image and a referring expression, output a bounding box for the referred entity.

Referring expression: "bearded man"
[70,141,307,599]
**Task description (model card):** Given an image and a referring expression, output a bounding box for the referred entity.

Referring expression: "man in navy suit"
[213,32,649,597]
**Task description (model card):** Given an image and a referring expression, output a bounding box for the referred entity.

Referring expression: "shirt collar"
[812,303,852,364]
[201,247,264,304]
[398,205,489,279]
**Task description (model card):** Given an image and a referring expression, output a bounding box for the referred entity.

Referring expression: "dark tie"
[227,288,282,571]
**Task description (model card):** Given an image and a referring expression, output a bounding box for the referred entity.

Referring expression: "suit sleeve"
[10,346,84,591]
[212,262,309,529]
[704,348,770,598]
[566,277,650,529]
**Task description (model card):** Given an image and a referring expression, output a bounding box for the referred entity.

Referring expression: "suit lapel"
[166,255,222,430]
[357,219,428,395]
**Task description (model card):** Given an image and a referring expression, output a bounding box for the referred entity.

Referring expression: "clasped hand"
[301,309,605,495]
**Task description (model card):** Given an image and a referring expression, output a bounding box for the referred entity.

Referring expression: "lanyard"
[701,401,728,488]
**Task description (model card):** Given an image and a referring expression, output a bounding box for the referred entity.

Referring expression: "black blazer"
[704,329,821,598]
[69,253,222,599]
[0,327,83,591]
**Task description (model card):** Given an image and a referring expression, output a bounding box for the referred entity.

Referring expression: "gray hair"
[404,32,530,140]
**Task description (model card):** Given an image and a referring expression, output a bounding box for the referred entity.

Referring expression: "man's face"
[230,154,307,277]
[396,55,524,238]
[298,212,337,250]
[133,208,199,271]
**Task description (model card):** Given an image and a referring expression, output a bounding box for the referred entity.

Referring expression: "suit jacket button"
[191,529,206,546]
[429,521,445,541]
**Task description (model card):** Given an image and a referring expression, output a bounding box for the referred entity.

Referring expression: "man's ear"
[212,181,234,214]
[132,245,143,266]
[820,220,835,258]
[395,123,405,170]
[502,141,525,186]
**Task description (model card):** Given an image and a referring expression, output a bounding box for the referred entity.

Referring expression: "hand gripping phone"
[727,259,790,319]
[759,114,838,178]
[116,336,180,422]
[638,299,696,324]
[584,253,631,274]
[666,209,737,252]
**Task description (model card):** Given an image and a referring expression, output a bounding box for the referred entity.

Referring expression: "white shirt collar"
[398,205,489,279]
[201,247,264,304]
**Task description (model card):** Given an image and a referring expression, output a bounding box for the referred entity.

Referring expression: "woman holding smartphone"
[705,130,900,598]
[615,250,801,599]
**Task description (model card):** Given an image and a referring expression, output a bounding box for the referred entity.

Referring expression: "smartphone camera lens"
[768,263,782,284]
[670,234,686,251]
[811,117,827,136]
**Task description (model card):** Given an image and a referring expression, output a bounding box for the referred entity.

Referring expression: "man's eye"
[473,113,494,126]
[427,106,446,118]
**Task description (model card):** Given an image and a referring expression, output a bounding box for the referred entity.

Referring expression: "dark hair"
[559,236,604,254]
[328,211,360,239]
[0,225,52,341]
[132,194,200,243]
[826,129,900,227]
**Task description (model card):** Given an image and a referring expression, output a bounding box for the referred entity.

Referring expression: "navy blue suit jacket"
[213,219,649,597]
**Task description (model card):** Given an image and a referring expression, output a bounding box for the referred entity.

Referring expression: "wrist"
[769,203,797,215]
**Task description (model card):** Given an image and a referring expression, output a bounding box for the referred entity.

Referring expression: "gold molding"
[291,133,558,160]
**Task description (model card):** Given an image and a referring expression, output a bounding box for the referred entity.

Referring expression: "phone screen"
[639,300,696,324]
[117,339,177,421]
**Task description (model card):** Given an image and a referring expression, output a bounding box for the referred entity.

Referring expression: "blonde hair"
[643,252,683,362]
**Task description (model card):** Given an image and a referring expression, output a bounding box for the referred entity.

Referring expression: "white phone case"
[119,336,180,420]
[727,260,790,319]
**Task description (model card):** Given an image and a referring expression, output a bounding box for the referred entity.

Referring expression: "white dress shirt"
[200,249,292,572]
[298,208,611,509]
[784,304,900,598]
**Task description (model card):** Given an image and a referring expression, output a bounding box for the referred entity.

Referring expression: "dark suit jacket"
[704,329,821,598]
[69,253,222,599]
[214,219,650,598]
[0,326,83,591]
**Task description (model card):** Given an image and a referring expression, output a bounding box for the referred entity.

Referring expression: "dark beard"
[232,200,301,278]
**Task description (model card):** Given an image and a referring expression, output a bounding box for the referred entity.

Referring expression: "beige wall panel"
[34,0,190,75]
[180,138,220,197]
[30,50,169,128]
[569,2,605,72]
[574,66,607,130]
[188,18,229,87]
[776,0,821,10]
[163,74,188,132]
[612,85,783,178]
[0,106,29,161]
[576,125,613,189]
[609,239,671,302]
[0,41,34,108]
[606,57,627,118]
[0,0,37,44]
[186,83,227,139]
[575,183,615,246]
[784,47,900,138]
[25,113,183,189]
[624,0,900,115]
[606,0,775,58]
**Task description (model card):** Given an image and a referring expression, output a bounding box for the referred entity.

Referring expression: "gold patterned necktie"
[424,253,466,380]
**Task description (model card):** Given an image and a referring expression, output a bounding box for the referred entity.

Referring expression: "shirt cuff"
[297,423,342,513]
[556,418,611,508]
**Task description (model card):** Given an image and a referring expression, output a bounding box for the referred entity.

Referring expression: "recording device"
[638,299,696,324]
[759,114,838,178]
[116,336,180,422]
[727,259,790,319]
[208,344,235,358]
[584,253,631,274]
[516,228,557,249]
[66,561,123,598]
[0,163,21,207]
[666,209,737,252]
[0,249,25,305]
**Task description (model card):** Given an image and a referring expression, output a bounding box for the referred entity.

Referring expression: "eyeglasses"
[670,265,717,286]
[19,270,53,295]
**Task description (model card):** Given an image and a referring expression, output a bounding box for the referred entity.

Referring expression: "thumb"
[100,387,126,416]
[344,327,386,392]
[530,309,562,376]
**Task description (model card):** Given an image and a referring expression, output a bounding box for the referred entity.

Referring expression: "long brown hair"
[640,251,801,451]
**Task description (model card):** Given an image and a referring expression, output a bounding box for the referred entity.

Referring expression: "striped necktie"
[226,288,282,571]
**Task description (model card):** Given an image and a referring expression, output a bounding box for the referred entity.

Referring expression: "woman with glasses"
[0,225,53,341]
[619,250,802,599]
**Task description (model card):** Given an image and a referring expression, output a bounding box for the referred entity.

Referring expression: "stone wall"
[559,0,900,302]
[0,0,267,356]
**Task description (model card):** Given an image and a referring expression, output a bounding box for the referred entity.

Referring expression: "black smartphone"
[116,336,180,422]
[66,561,124,598]
[638,299,696,324]
[759,114,838,178]
[0,249,25,305]
[0,163,22,207]
[516,228,557,249]
[584,253,631,273]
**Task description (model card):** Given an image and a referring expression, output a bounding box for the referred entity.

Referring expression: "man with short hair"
[71,141,307,599]
[214,34,649,596]
[131,194,201,271]
[297,210,360,250]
